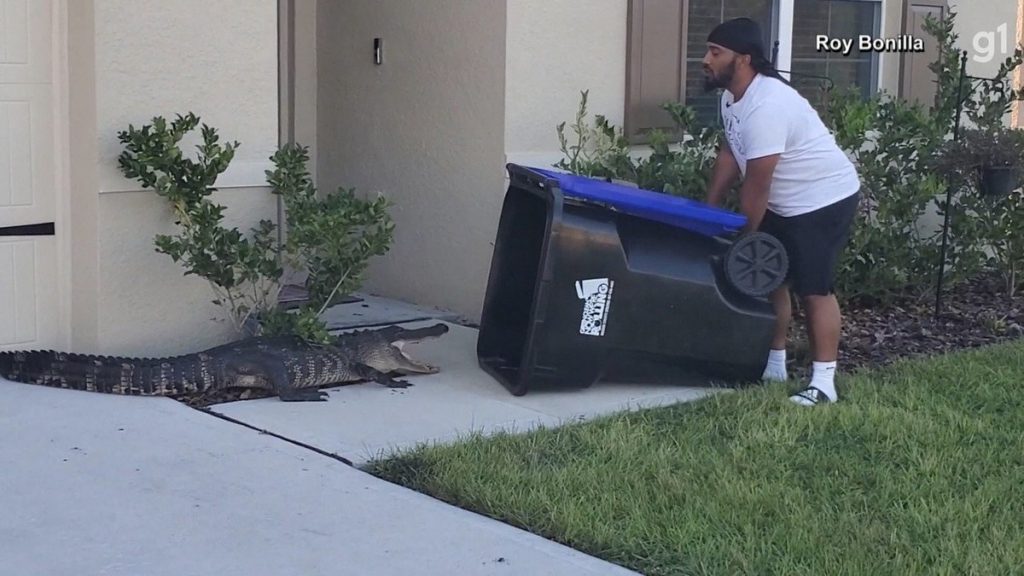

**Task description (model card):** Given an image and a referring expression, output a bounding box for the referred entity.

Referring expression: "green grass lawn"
[365,341,1024,576]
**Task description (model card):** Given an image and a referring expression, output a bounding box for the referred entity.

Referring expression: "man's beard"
[704,59,737,92]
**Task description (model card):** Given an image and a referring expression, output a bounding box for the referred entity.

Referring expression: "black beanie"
[707,17,767,59]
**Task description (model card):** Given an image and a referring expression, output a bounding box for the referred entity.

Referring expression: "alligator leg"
[352,362,413,389]
[278,387,330,402]
[262,359,329,402]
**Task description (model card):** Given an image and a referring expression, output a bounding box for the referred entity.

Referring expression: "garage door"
[0,0,61,351]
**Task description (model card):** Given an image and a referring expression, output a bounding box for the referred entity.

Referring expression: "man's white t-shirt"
[720,73,860,217]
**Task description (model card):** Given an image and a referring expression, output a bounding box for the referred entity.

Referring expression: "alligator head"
[339,322,449,375]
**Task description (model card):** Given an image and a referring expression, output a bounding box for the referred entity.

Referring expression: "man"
[701,18,861,406]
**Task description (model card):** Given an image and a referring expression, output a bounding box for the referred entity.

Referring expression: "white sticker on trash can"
[575,278,614,336]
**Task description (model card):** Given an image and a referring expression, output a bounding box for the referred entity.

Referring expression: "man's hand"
[739,154,780,233]
[706,137,740,207]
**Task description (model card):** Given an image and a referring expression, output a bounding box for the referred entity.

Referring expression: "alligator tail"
[0,350,208,396]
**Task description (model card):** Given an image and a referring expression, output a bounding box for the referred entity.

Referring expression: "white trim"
[776,0,794,80]
[53,0,72,350]
[98,159,275,194]
[877,0,888,91]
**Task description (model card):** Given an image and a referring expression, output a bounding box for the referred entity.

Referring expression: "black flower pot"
[979,165,1020,198]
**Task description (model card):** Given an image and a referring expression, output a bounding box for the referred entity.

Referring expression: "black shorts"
[758,191,860,297]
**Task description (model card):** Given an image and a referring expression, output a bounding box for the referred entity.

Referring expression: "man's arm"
[738,154,780,233]
[735,102,787,232]
[705,136,740,207]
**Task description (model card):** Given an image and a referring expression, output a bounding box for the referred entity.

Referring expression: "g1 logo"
[973,22,1012,63]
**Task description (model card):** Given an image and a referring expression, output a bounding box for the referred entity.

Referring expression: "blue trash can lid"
[525,167,746,237]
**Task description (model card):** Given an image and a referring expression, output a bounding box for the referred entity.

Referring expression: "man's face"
[702,43,738,91]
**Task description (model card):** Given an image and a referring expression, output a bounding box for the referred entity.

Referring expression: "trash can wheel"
[723,231,788,297]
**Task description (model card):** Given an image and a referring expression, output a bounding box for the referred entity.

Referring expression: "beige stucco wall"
[92,0,279,355]
[504,0,628,169]
[948,0,1020,127]
[949,0,1019,78]
[315,0,507,323]
[96,189,278,356]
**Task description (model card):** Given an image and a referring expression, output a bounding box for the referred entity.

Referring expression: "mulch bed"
[786,269,1023,380]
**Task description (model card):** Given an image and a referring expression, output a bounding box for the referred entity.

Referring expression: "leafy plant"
[555,90,724,203]
[631,102,722,200]
[828,9,1024,303]
[117,113,282,335]
[827,86,950,304]
[924,10,1024,296]
[934,127,1024,297]
[266,143,395,321]
[554,90,636,181]
[984,188,1024,296]
[117,113,394,343]
[936,126,1024,174]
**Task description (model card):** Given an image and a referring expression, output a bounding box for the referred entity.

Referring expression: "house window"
[684,0,776,128]
[790,0,881,113]
[624,0,878,140]
[625,0,775,141]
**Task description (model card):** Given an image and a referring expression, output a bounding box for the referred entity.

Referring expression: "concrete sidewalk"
[209,319,722,466]
[0,294,727,575]
[0,382,640,576]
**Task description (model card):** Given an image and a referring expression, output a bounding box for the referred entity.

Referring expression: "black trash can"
[476,164,787,396]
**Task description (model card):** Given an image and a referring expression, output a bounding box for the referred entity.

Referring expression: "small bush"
[826,87,949,304]
[265,143,395,321]
[117,112,394,343]
[925,10,1024,298]
[554,90,725,204]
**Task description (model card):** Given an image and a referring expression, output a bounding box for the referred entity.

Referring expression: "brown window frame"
[624,0,690,144]
[624,0,781,143]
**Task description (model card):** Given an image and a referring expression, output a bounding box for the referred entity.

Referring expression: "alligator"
[0,323,449,402]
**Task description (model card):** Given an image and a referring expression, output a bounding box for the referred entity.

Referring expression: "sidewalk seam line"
[195,407,355,467]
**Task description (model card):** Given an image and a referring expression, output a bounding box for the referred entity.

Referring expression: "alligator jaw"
[392,340,440,374]
[389,323,449,341]
[354,322,449,375]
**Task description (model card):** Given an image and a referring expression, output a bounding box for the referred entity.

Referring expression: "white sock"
[790,361,838,405]
[762,348,787,381]
[810,361,838,400]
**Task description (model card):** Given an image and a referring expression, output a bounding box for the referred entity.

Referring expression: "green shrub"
[554,9,1024,305]
[117,112,394,343]
[554,90,725,204]
[265,143,395,320]
[925,10,1024,297]
[826,87,949,304]
[983,187,1024,296]
[553,89,635,181]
